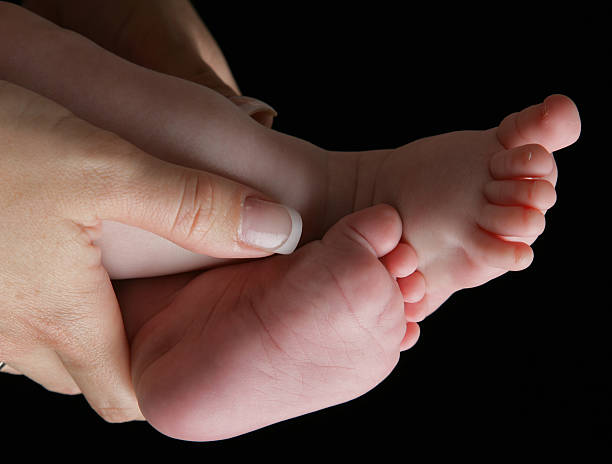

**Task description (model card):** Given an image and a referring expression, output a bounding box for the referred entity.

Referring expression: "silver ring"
[0,362,6,371]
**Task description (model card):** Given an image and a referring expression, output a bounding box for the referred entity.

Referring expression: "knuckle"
[171,173,215,242]
[29,307,92,354]
[65,132,146,215]
[74,140,130,193]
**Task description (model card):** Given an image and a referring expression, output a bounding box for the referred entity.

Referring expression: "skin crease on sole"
[127,205,420,441]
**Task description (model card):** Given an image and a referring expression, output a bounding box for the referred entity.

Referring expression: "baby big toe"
[496,94,581,153]
[478,204,546,238]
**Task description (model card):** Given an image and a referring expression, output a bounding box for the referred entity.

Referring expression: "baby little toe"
[399,322,420,351]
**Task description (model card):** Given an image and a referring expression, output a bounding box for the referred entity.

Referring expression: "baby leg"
[0,3,346,278]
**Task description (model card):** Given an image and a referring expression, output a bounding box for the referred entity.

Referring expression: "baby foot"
[119,204,420,441]
[353,94,581,321]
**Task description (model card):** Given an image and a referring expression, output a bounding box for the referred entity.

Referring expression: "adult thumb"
[95,149,302,259]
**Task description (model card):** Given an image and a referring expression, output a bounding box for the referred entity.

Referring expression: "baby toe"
[399,322,420,351]
[381,242,418,278]
[484,179,557,211]
[469,227,534,271]
[496,94,581,153]
[489,144,554,180]
[478,204,546,237]
[322,204,402,258]
[397,271,426,303]
[403,298,432,323]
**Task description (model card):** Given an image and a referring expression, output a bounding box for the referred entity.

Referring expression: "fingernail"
[230,96,277,128]
[239,197,302,254]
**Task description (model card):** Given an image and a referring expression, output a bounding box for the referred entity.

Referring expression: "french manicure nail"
[239,197,302,254]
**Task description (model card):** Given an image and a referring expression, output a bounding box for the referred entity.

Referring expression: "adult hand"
[21,0,277,128]
[0,80,299,421]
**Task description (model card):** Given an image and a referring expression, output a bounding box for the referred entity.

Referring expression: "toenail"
[522,147,539,165]
[541,99,550,120]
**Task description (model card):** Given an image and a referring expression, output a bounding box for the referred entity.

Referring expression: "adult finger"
[85,144,303,259]
[5,350,81,395]
[22,0,277,127]
[0,366,20,375]
[53,266,145,421]
[182,66,277,129]
[0,73,303,261]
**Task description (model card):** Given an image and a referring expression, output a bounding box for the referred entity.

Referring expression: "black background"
[2,1,608,457]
